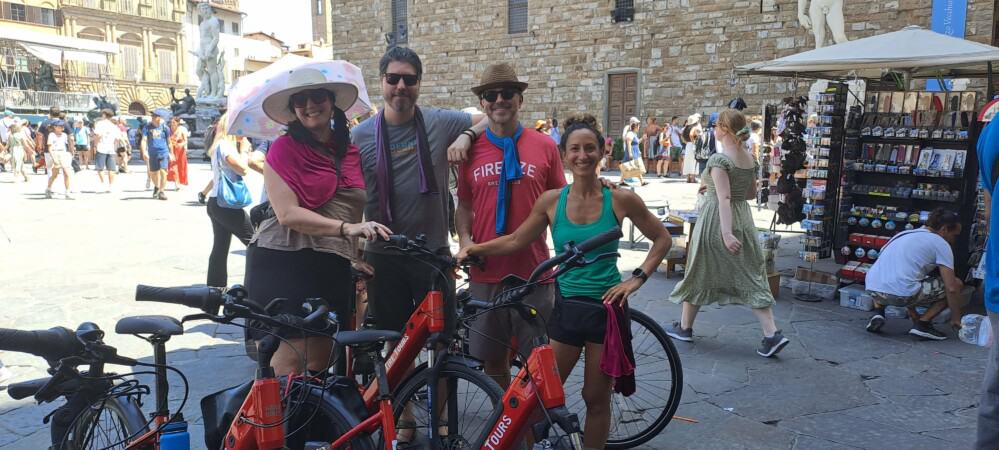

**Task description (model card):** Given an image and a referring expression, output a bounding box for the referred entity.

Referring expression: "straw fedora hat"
[262,67,359,125]
[685,113,702,126]
[471,63,528,96]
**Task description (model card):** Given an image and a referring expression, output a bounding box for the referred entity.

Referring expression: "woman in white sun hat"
[245,67,392,378]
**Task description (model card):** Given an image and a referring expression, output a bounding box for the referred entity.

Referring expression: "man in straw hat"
[456,62,566,388]
[351,47,489,342]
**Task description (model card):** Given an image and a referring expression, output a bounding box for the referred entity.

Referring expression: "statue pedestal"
[189,97,226,159]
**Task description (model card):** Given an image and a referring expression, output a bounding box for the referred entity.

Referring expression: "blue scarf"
[485,125,524,235]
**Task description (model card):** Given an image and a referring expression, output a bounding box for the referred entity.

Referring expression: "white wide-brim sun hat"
[261,67,359,125]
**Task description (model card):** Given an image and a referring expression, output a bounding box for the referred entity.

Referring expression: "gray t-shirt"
[352,107,471,254]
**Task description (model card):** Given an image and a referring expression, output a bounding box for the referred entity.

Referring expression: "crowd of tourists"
[0,106,190,199]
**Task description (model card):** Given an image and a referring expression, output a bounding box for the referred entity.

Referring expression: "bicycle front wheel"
[390,359,504,449]
[563,309,683,449]
[61,395,148,450]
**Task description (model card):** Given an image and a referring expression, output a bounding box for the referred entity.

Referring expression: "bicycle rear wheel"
[390,360,504,449]
[61,395,147,450]
[563,309,683,449]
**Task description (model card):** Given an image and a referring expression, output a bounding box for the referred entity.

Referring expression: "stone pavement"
[0,163,989,449]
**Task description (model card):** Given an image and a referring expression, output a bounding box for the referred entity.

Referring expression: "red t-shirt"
[457,128,567,284]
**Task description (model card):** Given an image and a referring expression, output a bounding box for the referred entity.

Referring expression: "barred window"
[615,0,634,8]
[10,4,25,21]
[391,0,408,44]
[508,0,527,34]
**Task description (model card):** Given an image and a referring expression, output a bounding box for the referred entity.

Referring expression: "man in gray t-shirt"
[352,47,487,336]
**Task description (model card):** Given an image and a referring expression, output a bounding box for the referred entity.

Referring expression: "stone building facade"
[329,0,995,133]
[60,0,193,115]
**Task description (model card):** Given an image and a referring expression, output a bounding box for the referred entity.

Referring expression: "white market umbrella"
[226,55,372,140]
[736,25,999,80]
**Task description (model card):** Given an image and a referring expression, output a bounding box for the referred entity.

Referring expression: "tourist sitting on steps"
[865,208,965,340]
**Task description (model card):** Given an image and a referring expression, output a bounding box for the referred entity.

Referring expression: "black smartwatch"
[631,268,649,283]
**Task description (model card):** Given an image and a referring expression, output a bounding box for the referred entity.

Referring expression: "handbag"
[216,145,252,209]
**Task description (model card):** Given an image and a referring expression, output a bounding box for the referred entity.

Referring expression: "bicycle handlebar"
[134,284,332,333]
[460,226,623,315]
[0,327,82,363]
[135,285,223,313]
[526,226,623,284]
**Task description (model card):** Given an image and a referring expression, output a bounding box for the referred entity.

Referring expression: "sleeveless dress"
[669,154,775,308]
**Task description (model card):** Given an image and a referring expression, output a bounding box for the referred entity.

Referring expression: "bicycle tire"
[284,381,377,450]
[388,360,505,449]
[563,309,683,449]
[60,395,147,450]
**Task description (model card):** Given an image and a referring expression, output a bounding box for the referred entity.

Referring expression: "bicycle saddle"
[115,315,184,336]
[335,329,401,347]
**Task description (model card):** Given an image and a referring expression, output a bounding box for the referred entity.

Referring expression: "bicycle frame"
[477,343,583,450]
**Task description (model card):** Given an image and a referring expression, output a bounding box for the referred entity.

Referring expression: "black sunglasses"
[384,73,420,86]
[480,88,521,103]
[290,89,332,109]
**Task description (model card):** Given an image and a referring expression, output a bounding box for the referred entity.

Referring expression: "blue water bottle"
[159,420,190,450]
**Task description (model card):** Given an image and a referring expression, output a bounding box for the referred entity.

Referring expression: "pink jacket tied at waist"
[601,303,636,396]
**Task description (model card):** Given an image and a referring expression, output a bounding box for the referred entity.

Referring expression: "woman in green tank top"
[457,115,671,449]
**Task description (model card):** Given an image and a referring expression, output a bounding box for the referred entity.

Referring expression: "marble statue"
[170,87,196,116]
[195,1,224,99]
[798,0,849,49]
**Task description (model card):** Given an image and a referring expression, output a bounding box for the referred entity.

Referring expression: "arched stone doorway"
[128,101,147,115]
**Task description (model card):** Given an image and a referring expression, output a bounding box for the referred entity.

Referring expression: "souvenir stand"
[736,25,999,302]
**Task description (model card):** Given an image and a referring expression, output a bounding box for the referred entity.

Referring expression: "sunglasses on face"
[384,73,420,86]
[290,89,332,109]
[480,88,521,103]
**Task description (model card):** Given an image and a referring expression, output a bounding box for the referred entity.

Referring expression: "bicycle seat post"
[150,335,170,417]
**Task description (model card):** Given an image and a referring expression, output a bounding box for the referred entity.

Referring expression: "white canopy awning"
[0,27,118,67]
[736,26,999,80]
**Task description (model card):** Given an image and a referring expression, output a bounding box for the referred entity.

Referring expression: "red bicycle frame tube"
[329,397,397,450]
[479,344,566,450]
[361,290,445,408]
[123,414,166,450]
[223,377,285,450]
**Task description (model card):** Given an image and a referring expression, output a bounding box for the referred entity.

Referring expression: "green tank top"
[552,185,621,299]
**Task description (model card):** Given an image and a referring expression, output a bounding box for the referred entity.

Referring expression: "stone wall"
[330,0,995,123]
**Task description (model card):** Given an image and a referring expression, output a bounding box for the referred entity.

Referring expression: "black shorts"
[364,250,456,337]
[548,294,611,347]
[243,245,353,340]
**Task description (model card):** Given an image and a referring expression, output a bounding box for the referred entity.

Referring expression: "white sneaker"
[65,192,76,200]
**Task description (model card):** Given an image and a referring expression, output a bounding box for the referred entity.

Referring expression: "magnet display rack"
[836,90,980,282]
[800,83,847,262]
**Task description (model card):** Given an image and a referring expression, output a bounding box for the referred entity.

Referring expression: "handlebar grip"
[386,234,410,249]
[135,285,219,312]
[0,327,81,363]
[575,226,623,253]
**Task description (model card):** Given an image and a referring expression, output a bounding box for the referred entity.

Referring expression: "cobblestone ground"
[0,162,988,449]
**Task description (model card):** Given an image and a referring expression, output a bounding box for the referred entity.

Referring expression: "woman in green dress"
[665,109,790,358]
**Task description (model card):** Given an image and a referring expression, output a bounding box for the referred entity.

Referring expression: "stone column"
[177,32,187,84]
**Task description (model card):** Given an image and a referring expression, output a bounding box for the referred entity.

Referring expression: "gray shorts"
[467,281,555,361]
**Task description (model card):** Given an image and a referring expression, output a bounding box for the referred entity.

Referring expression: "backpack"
[694,127,716,161]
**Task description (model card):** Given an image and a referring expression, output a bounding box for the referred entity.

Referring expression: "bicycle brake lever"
[181,313,223,323]
[581,252,621,265]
